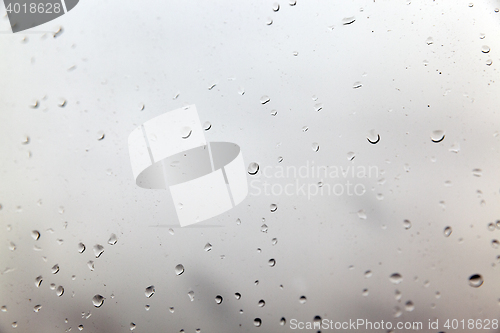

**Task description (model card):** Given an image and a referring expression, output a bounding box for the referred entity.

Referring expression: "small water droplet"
[31,230,40,240]
[426,37,434,45]
[235,293,241,300]
[248,162,260,175]
[342,17,355,25]
[405,300,415,311]
[357,210,367,220]
[129,322,136,331]
[270,109,277,116]
[272,238,278,245]
[280,317,286,325]
[272,2,280,11]
[393,306,402,318]
[0,306,6,312]
[78,325,84,331]
[188,290,195,301]
[260,95,270,104]
[270,204,277,212]
[347,151,355,161]
[367,130,380,144]
[472,168,482,177]
[364,270,372,278]
[8,242,16,251]
[175,264,185,276]
[87,261,95,271]
[492,240,499,249]
[390,273,403,284]
[203,121,211,131]
[77,243,86,253]
[181,127,192,139]
[208,82,217,90]
[169,307,175,313]
[268,259,276,267]
[314,103,323,111]
[444,226,452,237]
[168,228,174,235]
[254,318,262,327]
[289,0,296,5]
[352,81,362,89]
[236,218,241,225]
[56,286,64,297]
[145,286,155,298]
[469,274,483,287]
[261,224,268,233]
[266,17,273,25]
[482,45,490,53]
[431,130,445,143]
[12,322,17,328]
[51,264,60,274]
[107,234,117,245]
[362,288,369,296]
[311,142,320,152]
[495,8,499,12]
[215,295,223,304]
[92,295,104,307]
[486,59,493,66]
[93,245,104,258]
[395,289,402,300]
[97,131,105,141]
[299,296,307,304]
[35,275,43,287]
[204,243,212,251]
[403,219,412,230]
[468,2,474,7]
[33,304,42,312]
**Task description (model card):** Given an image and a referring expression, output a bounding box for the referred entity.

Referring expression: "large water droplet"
[175,264,184,276]
[268,259,276,267]
[215,295,223,304]
[469,274,483,287]
[248,162,260,175]
[51,264,60,274]
[390,273,403,284]
[299,296,307,304]
[260,95,270,104]
[77,242,86,253]
[254,318,262,327]
[431,130,445,143]
[108,234,117,245]
[444,226,452,237]
[56,286,64,297]
[92,295,104,307]
[31,230,40,240]
[129,322,136,331]
[93,245,104,258]
[35,275,43,287]
[481,45,490,53]
[367,130,380,144]
[145,285,155,298]
[272,2,280,11]
[280,317,286,325]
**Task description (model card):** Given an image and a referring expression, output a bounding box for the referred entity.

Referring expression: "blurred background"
[1,0,500,332]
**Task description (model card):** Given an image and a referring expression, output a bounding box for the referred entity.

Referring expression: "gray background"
[1,0,500,332]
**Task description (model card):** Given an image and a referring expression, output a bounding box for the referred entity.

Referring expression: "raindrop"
[168,228,174,235]
[129,322,136,331]
[362,288,369,296]
[390,273,403,284]
[181,127,192,139]
[405,301,415,311]
[35,275,43,287]
[175,264,185,276]
[215,295,223,304]
[235,293,241,300]
[33,304,42,312]
[270,204,277,212]
[97,131,105,141]
[248,162,260,175]
[299,296,307,304]
[431,130,445,143]
[352,81,362,89]
[469,274,483,288]
[311,142,320,152]
[426,37,434,45]
[204,243,212,251]
[12,322,17,328]
[236,218,241,225]
[342,17,355,25]
[395,290,402,300]
[31,230,40,240]
[0,306,6,312]
[208,82,217,90]
[258,299,265,307]
[188,291,195,301]
[254,318,262,327]
[108,234,117,245]
[272,238,278,245]
[87,261,95,271]
[277,156,283,163]
[260,95,270,104]
[169,307,175,313]
[78,325,84,331]
[77,243,86,254]
[57,239,64,245]
[8,242,16,251]
[312,95,318,101]
[472,168,482,177]
[403,219,412,230]
[302,126,309,132]
[488,223,496,231]
[495,8,499,12]
[56,286,64,297]
[145,285,155,298]
[93,245,104,258]
[364,270,372,278]
[357,210,367,220]
[280,317,286,325]
[261,224,268,233]
[272,2,280,11]
[367,130,380,144]
[492,240,499,249]
[347,151,355,161]
[444,226,452,237]
[266,17,273,25]
[486,59,493,66]
[203,121,212,131]
[481,45,490,53]
[144,304,150,311]
[92,295,105,307]
[268,259,276,267]
[394,306,402,318]
[314,103,323,111]
[51,264,60,274]
[468,3,473,7]
[480,33,486,39]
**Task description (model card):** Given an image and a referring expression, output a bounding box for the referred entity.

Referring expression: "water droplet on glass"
[77,243,86,253]
[390,273,403,284]
[270,109,277,116]
[405,300,415,311]
[311,142,320,152]
[314,103,323,111]
[129,323,136,331]
[486,59,493,66]
[270,204,277,212]
[78,325,84,331]
[393,306,402,318]
[347,151,355,161]
[482,45,490,53]
[97,131,105,141]
[495,8,499,12]
[299,296,307,304]
[12,322,18,328]
[93,245,104,258]
[426,37,434,45]
[492,239,499,249]
[268,259,276,267]
[261,224,268,233]
[357,210,367,220]
[188,290,195,301]
[8,242,16,251]
[280,317,286,325]
[395,289,402,300]
[472,168,482,177]
[342,17,355,25]
[236,218,241,225]
[248,162,259,175]
[431,130,445,143]
[444,226,452,237]
[142,285,155,299]
[31,230,40,240]
[0,306,6,312]
[203,121,211,131]
[181,127,192,139]
[215,295,223,304]
[272,2,280,11]
[272,238,278,245]
[87,261,95,271]
[168,228,174,235]
[204,243,212,252]
[51,264,60,274]
[35,275,43,287]
[469,274,483,288]
[403,219,412,230]
[235,293,241,300]
[362,288,369,296]
[56,286,64,297]
[353,82,362,89]
[260,95,270,104]
[92,295,104,307]
[367,130,380,144]
[33,304,42,312]
[364,270,372,278]
[266,17,273,25]
[175,264,184,276]
[169,307,175,313]
[254,318,262,327]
